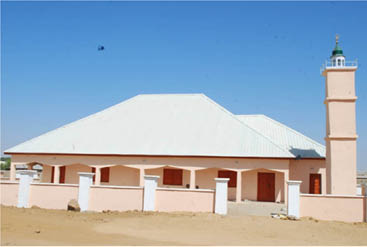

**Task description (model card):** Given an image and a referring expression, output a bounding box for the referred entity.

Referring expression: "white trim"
[156,187,214,192]
[300,193,365,199]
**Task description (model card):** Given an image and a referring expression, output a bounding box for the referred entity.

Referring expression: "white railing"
[320,60,358,73]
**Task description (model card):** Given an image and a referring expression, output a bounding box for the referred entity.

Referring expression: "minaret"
[322,35,358,195]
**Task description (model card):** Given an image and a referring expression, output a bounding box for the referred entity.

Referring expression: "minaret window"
[338,59,341,66]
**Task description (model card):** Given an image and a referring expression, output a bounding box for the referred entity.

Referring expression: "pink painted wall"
[289,159,326,194]
[156,188,214,212]
[0,182,19,206]
[29,183,79,210]
[300,194,366,222]
[89,186,143,212]
[41,165,52,182]
[108,166,140,186]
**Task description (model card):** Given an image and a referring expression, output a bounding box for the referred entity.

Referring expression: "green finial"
[332,34,344,56]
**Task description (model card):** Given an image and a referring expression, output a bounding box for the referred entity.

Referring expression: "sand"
[1,205,366,246]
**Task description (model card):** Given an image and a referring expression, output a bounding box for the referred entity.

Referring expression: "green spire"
[332,34,344,57]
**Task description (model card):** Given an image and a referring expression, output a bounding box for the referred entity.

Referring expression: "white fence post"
[215,178,229,215]
[17,170,37,208]
[78,172,94,212]
[143,175,159,211]
[287,180,302,219]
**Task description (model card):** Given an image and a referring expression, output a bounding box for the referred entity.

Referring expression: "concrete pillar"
[143,175,159,211]
[10,162,16,181]
[94,167,101,186]
[78,172,94,212]
[236,170,242,203]
[215,178,229,215]
[53,165,60,184]
[190,170,196,189]
[17,170,37,208]
[139,168,145,187]
[287,180,302,219]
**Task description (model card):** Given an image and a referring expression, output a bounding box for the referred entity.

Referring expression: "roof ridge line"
[200,95,294,157]
[259,115,325,148]
[4,95,141,152]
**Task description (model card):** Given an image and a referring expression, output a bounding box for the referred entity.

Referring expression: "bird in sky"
[97,45,105,51]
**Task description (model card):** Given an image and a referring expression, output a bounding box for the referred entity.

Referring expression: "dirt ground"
[1,205,366,246]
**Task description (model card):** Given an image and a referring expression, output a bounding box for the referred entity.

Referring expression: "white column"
[17,170,37,208]
[139,168,145,187]
[190,170,196,189]
[215,178,229,215]
[10,162,16,181]
[287,180,302,219]
[78,172,94,212]
[236,170,242,203]
[53,166,60,184]
[143,175,159,211]
[94,167,101,186]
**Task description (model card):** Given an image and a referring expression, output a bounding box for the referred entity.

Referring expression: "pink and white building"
[1,37,365,221]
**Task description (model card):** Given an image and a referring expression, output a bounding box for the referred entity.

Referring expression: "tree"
[0,157,11,170]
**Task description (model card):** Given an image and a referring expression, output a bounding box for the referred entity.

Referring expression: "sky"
[1,1,367,170]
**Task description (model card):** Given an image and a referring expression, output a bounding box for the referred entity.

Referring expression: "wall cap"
[78,172,95,177]
[18,170,37,176]
[287,180,302,185]
[156,187,215,192]
[144,175,160,180]
[215,178,230,182]
[300,193,365,199]
[91,185,143,190]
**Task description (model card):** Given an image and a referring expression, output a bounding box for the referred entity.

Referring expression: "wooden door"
[59,166,66,184]
[257,172,275,202]
[309,174,321,194]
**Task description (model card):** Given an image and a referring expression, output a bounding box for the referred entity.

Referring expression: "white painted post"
[215,178,229,215]
[17,170,37,208]
[78,172,95,212]
[143,175,159,211]
[287,180,302,219]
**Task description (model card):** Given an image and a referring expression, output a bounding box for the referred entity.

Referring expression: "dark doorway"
[257,172,275,202]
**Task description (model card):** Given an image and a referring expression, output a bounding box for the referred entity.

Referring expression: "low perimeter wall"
[300,194,367,222]
[89,185,144,212]
[0,181,215,213]
[156,188,215,212]
[0,182,19,206]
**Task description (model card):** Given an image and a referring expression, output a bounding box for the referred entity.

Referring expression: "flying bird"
[98,45,105,51]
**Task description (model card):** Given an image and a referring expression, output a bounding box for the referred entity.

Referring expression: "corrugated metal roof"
[5,94,294,158]
[236,114,325,158]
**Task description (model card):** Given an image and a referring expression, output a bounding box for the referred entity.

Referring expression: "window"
[218,170,237,187]
[338,59,341,66]
[51,166,66,183]
[163,168,183,185]
[101,167,110,183]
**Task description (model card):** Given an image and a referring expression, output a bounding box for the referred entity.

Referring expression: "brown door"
[257,172,275,202]
[309,174,321,194]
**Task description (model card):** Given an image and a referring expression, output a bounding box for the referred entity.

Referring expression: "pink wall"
[89,186,143,212]
[156,188,214,212]
[300,194,366,222]
[0,182,19,206]
[289,159,326,194]
[29,183,79,210]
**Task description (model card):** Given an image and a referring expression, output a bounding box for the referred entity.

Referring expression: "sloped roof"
[236,114,325,158]
[5,94,293,158]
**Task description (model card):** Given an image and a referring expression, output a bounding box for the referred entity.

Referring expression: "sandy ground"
[227,201,286,216]
[1,205,367,246]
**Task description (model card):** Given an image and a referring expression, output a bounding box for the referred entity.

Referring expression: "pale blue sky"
[1,1,367,170]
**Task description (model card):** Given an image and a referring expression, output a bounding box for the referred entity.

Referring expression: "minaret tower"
[322,35,358,195]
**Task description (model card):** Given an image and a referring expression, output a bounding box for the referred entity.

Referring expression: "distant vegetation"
[0,157,11,170]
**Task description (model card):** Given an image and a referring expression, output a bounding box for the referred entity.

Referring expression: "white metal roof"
[236,114,325,158]
[5,94,294,158]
